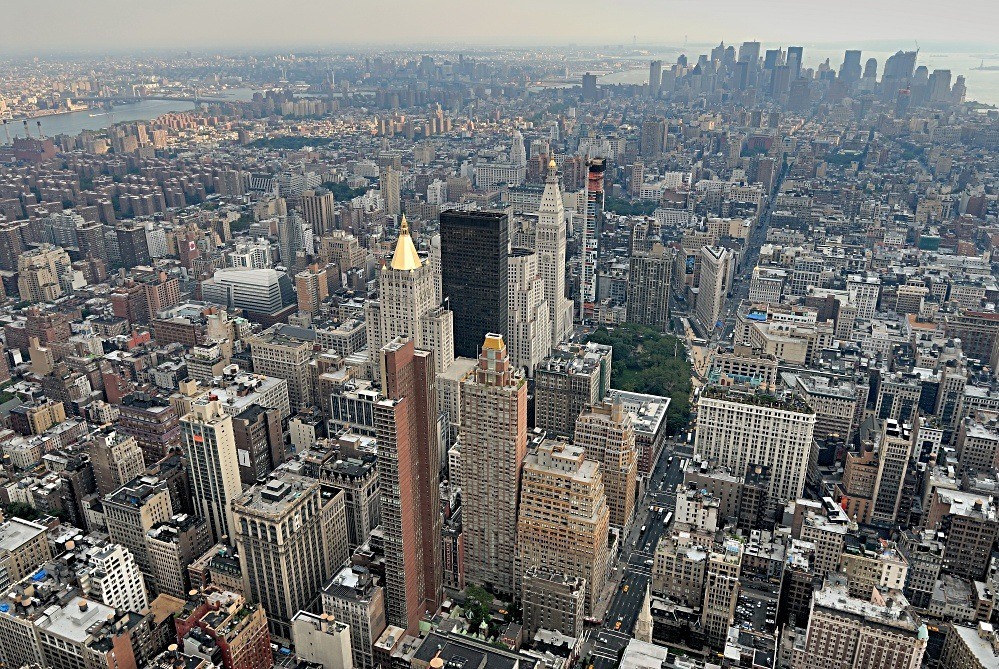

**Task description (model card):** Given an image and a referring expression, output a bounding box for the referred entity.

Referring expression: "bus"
[663,512,673,527]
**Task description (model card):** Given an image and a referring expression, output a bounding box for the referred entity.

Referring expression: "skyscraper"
[574,399,638,531]
[514,440,609,614]
[695,246,732,331]
[366,215,454,377]
[695,386,816,503]
[382,167,401,217]
[507,248,551,375]
[375,339,443,633]
[232,470,349,642]
[536,159,573,348]
[460,334,527,597]
[786,46,804,79]
[702,540,743,650]
[870,419,913,526]
[440,210,509,358]
[839,50,863,83]
[648,60,663,97]
[180,397,242,543]
[627,242,674,331]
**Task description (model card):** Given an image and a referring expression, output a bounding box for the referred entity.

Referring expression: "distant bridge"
[72,94,236,104]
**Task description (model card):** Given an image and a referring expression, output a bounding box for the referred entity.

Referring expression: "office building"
[871,420,913,526]
[460,334,527,597]
[574,399,638,531]
[323,565,388,669]
[627,243,673,331]
[0,518,52,591]
[521,567,586,640]
[791,575,927,669]
[440,210,509,358]
[695,246,732,330]
[365,215,454,377]
[534,341,612,439]
[515,440,609,614]
[90,427,146,497]
[695,386,816,503]
[232,471,349,642]
[938,622,999,669]
[536,158,574,348]
[299,189,337,235]
[295,262,329,314]
[324,455,380,550]
[180,397,242,543]
[231,403,284,486]
[104,476,174,580]
[146,513,212,599]
[382,167,401,217]
[702,540,743,650]
[507,247,551,375]
[648,60,663,97]
[248,324,316,410]
[202,267,296,322]
[375,339,443,633]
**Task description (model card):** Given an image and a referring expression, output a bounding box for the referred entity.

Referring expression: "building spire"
[390,214,422,271]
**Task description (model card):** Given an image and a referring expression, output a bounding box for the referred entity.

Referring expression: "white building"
[87,543,149,613]
[695,388,816,503]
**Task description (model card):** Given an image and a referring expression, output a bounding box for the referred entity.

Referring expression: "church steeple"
[390,215,422,271]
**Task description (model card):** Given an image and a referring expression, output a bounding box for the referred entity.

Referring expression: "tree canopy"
[586,323,693,434]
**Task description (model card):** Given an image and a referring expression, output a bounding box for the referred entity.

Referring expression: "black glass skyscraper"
[440,209,509,358]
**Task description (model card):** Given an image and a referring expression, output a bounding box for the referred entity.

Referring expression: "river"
[2,88,261,140]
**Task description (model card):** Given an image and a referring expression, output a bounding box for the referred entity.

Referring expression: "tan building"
[652,531,708,607]
[515,440,609,614]
[90,427,146,497]
[840,538,909,600]
[233,470,349,642]
[574,399,638,531]
[146,514,212,599]
[701,539,742,650]
[248,325,316,410]
[695,246,732,330]
[534,341,612,439]
[17,245,69,303]
[0,518,52,590]
[322,565,388,669]
[792,575,927,669]
[364,215,454,379]
[104,476,173,579]
[939,622,999,669]
[295,263,329,314]
[180,397,242,544]
[460,334,527,597]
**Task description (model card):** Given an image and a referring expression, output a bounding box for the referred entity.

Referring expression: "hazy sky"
[3,0,998,55]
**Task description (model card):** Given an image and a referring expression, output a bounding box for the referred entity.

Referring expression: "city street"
[587,437,692,668]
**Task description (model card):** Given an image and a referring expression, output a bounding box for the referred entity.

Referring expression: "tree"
[5,502,40,521]
[586,323,693,434]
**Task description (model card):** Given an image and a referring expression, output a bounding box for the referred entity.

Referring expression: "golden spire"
[548,157,557,170]
[390,214,422,271]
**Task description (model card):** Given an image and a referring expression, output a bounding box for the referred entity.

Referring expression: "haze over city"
[4,0,999,52]
[0,5,998,669]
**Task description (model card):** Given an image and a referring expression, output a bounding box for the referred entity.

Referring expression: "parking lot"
[733,589,778,634]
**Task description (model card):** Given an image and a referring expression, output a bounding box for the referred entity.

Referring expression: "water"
[600,49,999,106]
[2,88,260,140]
